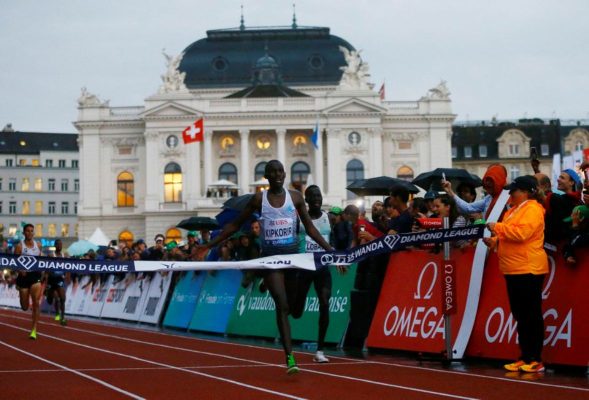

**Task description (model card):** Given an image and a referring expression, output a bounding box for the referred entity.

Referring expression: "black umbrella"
[346,176,420,196]
[412,168,482,191]
[222,193,254,211]
[176,216,219,231]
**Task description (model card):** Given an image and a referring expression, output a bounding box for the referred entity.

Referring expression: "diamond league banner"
[0,226,484,274]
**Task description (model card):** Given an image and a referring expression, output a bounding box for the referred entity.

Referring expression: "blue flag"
[311,121,319,150]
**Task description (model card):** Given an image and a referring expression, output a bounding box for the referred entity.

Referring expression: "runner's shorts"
[16,272,43,289]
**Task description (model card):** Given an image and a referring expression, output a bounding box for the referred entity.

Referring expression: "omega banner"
[366,246,589,367]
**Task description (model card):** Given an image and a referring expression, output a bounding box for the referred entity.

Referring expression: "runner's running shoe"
[286,354,300,375]
[29,329,37,340]
[503,360,525,372]
[313,351,329,363]
[54,314,61,321]
[60,318,67,326]
[519,361,545,373]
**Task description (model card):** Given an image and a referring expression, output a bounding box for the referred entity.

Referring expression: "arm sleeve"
[494,207,543,242]
[453,194,488,214]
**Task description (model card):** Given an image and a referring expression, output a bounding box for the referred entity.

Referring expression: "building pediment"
[323,98,387,115]
[140,102,202,119]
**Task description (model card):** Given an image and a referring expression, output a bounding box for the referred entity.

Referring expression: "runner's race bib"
[305,235,330,253]
[264,218,295,245]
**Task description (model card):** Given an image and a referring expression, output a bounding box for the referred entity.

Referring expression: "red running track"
[0,308,587,400]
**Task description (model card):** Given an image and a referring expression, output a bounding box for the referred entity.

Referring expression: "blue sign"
[188,269,242,333]
[163,271,206,329]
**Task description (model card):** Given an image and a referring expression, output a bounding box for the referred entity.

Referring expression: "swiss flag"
[378,83,385,101]
[182,118,204,144]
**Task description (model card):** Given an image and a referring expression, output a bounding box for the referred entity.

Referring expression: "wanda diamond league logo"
[17,255,38,270]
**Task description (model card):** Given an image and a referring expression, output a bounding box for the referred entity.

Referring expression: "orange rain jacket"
[491,200,549,275]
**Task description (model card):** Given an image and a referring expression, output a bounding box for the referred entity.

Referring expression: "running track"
[0,309,587,399]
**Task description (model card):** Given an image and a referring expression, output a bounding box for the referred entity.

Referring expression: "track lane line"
[0,339,145,400]
[0,320,307,400]
[3,314,481,400]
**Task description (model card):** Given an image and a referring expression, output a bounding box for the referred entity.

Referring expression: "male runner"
[198,160,333,374]
[47,239,67,325]
[14,224,43,339]
[291,185,346,363]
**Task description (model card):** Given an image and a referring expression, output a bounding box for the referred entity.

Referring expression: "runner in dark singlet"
[198,160,333,374]
[48,239,67,325]
[14,224,43,339]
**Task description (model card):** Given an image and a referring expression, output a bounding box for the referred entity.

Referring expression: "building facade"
[75,25,455,243]
[452,119,589,183]
[0,124,79,246]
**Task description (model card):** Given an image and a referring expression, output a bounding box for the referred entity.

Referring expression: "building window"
[119,230,134,247]
[479,145,488,158]
[74,179,79,192]
[61,224,69,237]
[165,228,182,244]
[541,144,549,156]
[9,201,16,214]
[35,201,43,214]
[61,202,69,214]
[32,159,40,166]
[61,179,68,192]
[508,143,520,156]
[35,178,42,191]
[48,179,55,191]
[218,162,238,184]
[35,224,43,237]
[9,224,17,236]
[464,146,472,158]
[72,160,79,168]
[9,178,16,191]
[74,202,78,214]
[164,162,182,203]
[21,177,30,191]
[117,171,134,207]
[22,201,30,215]
[346,159,364,199]
[6,159,13,166]
[290,161,310,191]
[48,202,56,215]
[0,201,2,213]
[58,159,66,168]
[46,159,53,167]
[254,162,267,181]
[48,223,56,237]
[397,165,414,181]
[256,136,271,150]
[19,159,26,166]
[575,141,583,152]
[510,166,520,181]
[0,178,2,190]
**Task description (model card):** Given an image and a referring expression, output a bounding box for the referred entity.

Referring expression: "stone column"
[313,127,324,190]
[143,131,160,211]
[239,129,250,194]
[326,128,340,198]
[185,139,201,206]
[370,128,383,177]
[204,129,213,191]
[276,128,286,163]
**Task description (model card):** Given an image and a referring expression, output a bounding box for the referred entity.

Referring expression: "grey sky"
[1,0,588,133]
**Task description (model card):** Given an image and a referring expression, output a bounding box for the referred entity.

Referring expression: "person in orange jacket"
[484,175,548,374]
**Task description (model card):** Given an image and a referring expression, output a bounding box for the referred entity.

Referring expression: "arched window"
[117,171,134,207]
[396,165,414,181]
[254,162,267,181]
[118,230,134,247]
[165,228,182,244]
[218,162,238,184]
[346,159,364,199]
[164,162,182,203]
[291,161,310,191]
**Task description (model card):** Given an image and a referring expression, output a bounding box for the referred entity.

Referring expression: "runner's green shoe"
[29,329,37,340]
[60,318,67,326]
[54,314,61,321]
[286,354,299,375]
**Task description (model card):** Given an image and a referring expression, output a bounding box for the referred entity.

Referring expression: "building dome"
[178,26,355,88]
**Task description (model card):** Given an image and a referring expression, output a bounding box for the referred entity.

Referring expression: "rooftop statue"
[424,80,451,100]
[159,49,188,94]
[77,87,109,107]
[338,46,371,90]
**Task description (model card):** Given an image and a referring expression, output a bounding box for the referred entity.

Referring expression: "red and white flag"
[378,82,385,100]
[182,118,204,144]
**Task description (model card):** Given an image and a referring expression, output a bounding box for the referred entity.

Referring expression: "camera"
[359,225,366,232]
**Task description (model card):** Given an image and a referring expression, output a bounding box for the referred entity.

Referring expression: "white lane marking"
[2,313,481,400]
[0,340,145,400]
[0,321,306,400]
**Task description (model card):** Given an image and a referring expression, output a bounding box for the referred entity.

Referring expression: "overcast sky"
[1,0,588,133]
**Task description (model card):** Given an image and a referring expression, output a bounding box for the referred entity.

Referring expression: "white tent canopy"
[249,178,269,186]
[88,227,111,246]
[209,179,238,188]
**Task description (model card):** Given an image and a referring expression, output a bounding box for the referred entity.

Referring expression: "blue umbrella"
[67,240,99,256]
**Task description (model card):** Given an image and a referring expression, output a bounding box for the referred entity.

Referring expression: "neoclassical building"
[75,24,455,243]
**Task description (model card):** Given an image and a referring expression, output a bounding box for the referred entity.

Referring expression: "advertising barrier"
[188,270,242,333]
[163,271,207,329]
[226,279,279,339]
[117,273,151,322]
[138,272,173,324]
